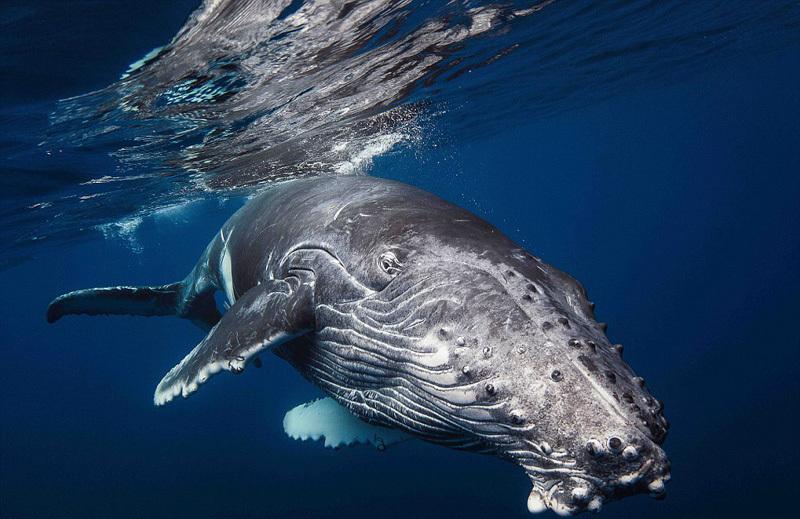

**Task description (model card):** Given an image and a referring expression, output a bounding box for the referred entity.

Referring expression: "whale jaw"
[523,445,671,516]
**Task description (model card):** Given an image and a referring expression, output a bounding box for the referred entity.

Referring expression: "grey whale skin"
[48,176,670,515]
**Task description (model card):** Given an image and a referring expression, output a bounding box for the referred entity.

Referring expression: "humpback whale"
[47,176,670,515]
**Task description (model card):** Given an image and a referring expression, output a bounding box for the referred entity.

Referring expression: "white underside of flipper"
[283,397,409,449]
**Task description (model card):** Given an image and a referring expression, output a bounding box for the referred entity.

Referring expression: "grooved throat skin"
[47,175,670,516]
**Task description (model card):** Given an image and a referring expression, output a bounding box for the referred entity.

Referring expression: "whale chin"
[526,480,604,516]
[525,460,671,516]
[528,485,611,516]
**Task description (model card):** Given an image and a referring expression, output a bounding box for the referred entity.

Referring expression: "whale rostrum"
[47,176,670,515]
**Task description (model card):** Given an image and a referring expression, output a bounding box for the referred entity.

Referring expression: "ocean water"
[1,1,799,517]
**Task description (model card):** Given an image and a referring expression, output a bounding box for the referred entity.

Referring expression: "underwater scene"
[1,1,799,517]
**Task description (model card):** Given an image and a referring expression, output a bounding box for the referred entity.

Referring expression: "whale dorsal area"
[154,277,314,406]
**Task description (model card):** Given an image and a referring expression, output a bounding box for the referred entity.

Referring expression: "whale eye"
[378,251,403,276]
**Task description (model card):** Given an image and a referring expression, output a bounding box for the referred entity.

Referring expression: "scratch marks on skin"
[326,199,375,227]
[402,318,426,331]
[330,201,353,225]
[265,250,275,279]
[571,355,629,425]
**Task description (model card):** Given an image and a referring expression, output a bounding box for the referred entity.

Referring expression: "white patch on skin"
[587,497,603,512]
[541,482,574,517]
[618,459,652,486]
[418,344,449,368]
[219,227,236,304]
[571,486,589,501]
[527,489,547,514]
[283,397,408,449]
[265,250,274,279]
[648,478,665,494]
[221,248,235,304]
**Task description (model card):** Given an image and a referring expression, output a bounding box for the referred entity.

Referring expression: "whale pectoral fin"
[47,280,221,331]
[283,397,410,450]
[47,283,185,322]
[154,278,313,406]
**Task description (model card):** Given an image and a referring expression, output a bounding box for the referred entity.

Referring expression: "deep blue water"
[2,1,799,518]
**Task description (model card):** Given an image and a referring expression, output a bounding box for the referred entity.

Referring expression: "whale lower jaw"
[527,485,603,516]
[525,462,671,516]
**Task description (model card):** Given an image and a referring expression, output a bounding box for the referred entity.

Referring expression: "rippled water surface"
[2,0,799,268]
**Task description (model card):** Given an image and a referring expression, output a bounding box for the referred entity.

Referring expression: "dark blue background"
[1,2,799,518]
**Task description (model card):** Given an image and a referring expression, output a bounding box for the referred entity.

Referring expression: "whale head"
[324,216,672,514]
[282,179,671,515]
[384,248,671,515]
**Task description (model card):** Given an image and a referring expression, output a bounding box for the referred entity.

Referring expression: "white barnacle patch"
[571,485,590,501]
[283,397,408,449]
[618,472,640,487]
[587,497,603,513]
[648,478,666,494]
[618,458,652,486]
